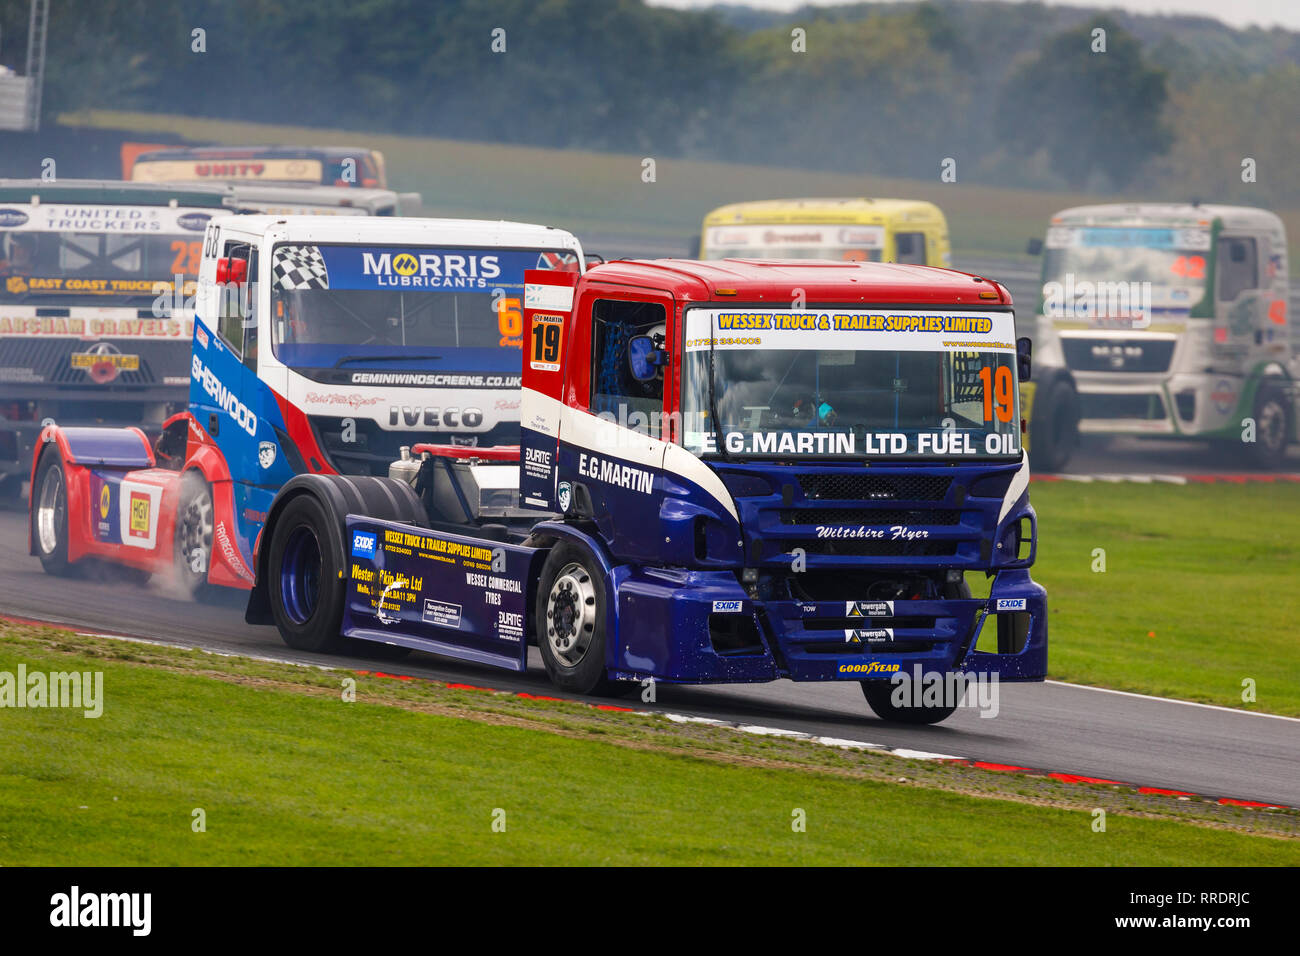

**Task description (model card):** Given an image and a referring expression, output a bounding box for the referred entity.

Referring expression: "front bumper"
[611,566,1048,684]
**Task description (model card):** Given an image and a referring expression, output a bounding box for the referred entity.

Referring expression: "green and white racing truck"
[1026,203,1294,470]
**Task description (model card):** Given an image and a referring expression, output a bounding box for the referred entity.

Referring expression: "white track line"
[55,625,1300,723]
[1046,680,1300,723]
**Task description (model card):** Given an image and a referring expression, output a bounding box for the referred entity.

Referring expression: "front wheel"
[267,494,346,653]
[1028,375,1079,473]
[860,680,959,725]
[31,449,71,576]
[1243,382,1292,470]
[535,542,618,695]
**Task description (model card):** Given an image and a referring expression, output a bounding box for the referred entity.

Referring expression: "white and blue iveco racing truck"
[28,214,584,596]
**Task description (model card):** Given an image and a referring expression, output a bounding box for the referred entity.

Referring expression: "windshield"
[682,308,1021,459]
[270,244,579,367]
[0,205,211,308]
[1041,225,1212,316]
[703,223,884,262]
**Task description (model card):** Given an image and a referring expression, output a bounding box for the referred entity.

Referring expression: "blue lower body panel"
[611,567,1047,685]
[340,516,542,672]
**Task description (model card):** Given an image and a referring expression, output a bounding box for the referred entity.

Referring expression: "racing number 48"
[979,365,1014,423]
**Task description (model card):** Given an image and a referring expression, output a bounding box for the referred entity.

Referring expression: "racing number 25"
[979,365,1014,423]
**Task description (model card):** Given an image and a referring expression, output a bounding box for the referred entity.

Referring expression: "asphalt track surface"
[0,508,1296,807]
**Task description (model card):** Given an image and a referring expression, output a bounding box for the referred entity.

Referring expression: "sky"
[648,0,1300,32]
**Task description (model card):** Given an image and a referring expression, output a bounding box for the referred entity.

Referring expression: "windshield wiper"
[333,354,442,367]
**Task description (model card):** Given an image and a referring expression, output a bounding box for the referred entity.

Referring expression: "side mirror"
[628,335,667,382]
[216,257,248,285]
[1016,336,1033,382]
[1025,237,1044,257]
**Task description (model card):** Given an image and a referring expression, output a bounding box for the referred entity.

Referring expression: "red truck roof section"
[583,258,1012,306]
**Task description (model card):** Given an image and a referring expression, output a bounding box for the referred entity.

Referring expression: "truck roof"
[1050,202,1284,233]
[216,214,584,252]
[222,182,401,212]
[136,145,373,160]
[703,198,946,227]
[0,178,231,207]
[587,258,1010,306]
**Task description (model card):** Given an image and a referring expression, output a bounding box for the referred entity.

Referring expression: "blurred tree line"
[0,0,1295,204]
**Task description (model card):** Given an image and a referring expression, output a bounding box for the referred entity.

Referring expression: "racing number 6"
[979,365,1014,423]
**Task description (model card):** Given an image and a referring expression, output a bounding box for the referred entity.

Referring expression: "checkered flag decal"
[272,245,329,291]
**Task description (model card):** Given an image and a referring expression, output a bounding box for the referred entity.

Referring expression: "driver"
[792,395,837,427]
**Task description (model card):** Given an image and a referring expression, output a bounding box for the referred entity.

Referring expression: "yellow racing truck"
[1026,203,1294,470]
[694,198,951,268]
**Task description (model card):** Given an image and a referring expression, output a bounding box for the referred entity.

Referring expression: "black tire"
[535,541,618,695]
[860,681,958,724]
[174,471,216,601]
[1028,374,1079,473]
[1243,381,1292,470]
[267,494,346,653]
[859,576,969,725]
[31,448,71,576]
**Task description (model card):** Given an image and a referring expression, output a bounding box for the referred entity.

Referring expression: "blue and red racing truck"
[29,215,584,595]
[245,258,1047,723]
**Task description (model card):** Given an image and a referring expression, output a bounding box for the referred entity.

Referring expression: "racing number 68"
[979,364,1014,423]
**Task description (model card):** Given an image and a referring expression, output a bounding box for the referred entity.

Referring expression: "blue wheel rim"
[280,525,322,625]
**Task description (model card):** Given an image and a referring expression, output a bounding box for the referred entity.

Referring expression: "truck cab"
[251,259,1047,724]
[1027,203,1294,470]
[0,179,234,493]
[696,198,952,268]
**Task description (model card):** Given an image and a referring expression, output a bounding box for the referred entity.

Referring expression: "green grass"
[1,631,1294,865]
[1029,481,1300,715]
[54,109,1203,258]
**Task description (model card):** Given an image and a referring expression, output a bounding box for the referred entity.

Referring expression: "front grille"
[779,508,962,526]
[786,538,959,557]
[1063,338,1175,373]
[801,615,938,630]
[1079,393,1167,421]
[0,337,188,387]
[803,639,933,654]
[798,474,951,501]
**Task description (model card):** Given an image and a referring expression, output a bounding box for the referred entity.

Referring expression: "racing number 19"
[530,314,564,369]
[979,365,1014,423]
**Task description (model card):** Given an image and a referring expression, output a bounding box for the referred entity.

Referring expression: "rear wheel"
[31,449,70,576]
[268,494,346,653]
[535,542,618,695]
[174,472,215,600]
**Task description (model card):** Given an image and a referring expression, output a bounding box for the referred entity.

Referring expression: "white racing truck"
[0,179,417,495]
[1026,203,1295,470]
